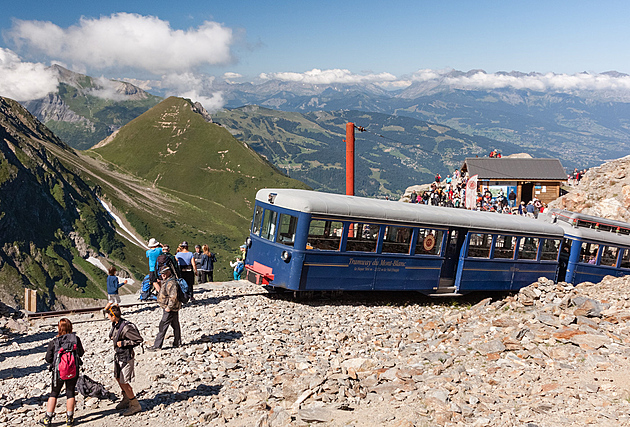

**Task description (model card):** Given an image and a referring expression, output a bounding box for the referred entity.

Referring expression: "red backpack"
[55,335,80,382]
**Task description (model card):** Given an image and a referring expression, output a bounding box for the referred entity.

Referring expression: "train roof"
[256,189,564,237]
[540,209,630,247]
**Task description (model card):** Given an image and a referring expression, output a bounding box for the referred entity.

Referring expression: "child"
[230,257,244,280]
[107,266,128,304]
[39,318,85,427]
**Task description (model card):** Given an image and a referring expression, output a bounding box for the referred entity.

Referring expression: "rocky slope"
[549,155,630,222]
[2,277,630,426]
[0,96,132,310]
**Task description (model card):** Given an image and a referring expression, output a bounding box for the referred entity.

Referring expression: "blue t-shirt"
[146,247,162,272]
[176,251,195,266]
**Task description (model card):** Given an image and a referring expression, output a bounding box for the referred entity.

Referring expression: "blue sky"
[1,1,630,109]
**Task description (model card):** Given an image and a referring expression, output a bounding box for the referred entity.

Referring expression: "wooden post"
[24,288,37,312]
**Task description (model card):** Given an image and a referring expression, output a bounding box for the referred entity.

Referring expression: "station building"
[461,157,567,205]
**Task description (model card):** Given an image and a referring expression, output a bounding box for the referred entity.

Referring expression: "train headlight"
[245,237,252,248]
[281,251,291,262]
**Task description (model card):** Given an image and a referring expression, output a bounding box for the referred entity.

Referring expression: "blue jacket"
[107,275,125,294]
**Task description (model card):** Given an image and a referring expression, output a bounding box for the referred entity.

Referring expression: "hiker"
[230,257,244,280]
[146,238,162,290]
[104,303,143,416]
[155,244,180,293]
[199,244,217,283]
[175,241,197,301]
[193,244,203,284]
[39,318,85,427]
[107,266,127,304]
[148,266,182,351]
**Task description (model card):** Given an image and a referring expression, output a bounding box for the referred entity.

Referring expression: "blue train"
[243,189,630,295]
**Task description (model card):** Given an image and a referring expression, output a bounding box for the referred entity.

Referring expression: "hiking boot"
[38,414,53,427]
[123,398,141,416]
[66,414,74,427]
[115,394,130,409]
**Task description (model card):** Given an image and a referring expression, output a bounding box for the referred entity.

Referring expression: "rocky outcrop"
[550,155,630,222]
[21,93,92,126]
[3,278,630,426]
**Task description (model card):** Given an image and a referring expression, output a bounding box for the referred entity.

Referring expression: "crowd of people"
[40,237,248,425]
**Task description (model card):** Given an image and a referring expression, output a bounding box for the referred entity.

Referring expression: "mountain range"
[0,95,305,310]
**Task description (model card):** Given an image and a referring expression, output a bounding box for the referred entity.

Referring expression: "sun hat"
[180,241,188,248]
[148,238,160,248]
[159,266,171,275]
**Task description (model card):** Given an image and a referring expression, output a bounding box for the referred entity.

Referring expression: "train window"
[260,210,278,241]
[468,233,492,258]
[252,206,264,236]
[278,214,298,247]
[346,223,380,252]
[307,220,343,250]
[540,239,561,260]
[382,226,412,254]
[494,235,516,259]
[416,229,444,255]
[518,237,539,260]
[579,242,599,264]
[600,246,619,266]
[621,249,630,269]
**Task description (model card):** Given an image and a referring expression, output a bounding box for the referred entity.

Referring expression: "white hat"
[148,238,160,248]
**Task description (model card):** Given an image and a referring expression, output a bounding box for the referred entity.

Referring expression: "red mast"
[345,122,355,196]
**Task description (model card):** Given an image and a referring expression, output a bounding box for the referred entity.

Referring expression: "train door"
[557,238,572,282]
[439,228,467,288]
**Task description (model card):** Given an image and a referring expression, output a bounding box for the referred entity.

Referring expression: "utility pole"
[344,123,365,196]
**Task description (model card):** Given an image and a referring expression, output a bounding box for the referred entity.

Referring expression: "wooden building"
[461,158,567,205]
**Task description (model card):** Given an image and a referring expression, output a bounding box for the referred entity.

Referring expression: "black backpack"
[156,253,181,278]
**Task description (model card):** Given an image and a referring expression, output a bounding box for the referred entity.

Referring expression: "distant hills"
[21,65,162,150]
[213,106,553,196]
[214,72,630,169]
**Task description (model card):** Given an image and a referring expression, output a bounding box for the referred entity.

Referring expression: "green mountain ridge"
[213,106,554,197]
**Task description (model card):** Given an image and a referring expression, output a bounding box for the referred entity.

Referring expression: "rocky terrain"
[551,155,630,222]
[2,277,630,426]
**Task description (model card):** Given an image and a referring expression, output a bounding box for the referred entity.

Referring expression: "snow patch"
[99,198,147,248]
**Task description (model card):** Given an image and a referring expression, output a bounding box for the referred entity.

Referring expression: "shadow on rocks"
[188,330,243,345]
[263,289,509,308]
[141,383,221,411]
[0,330,56,360]
[190,292,270,307]
[74,407,120,424]
[0,361,48,381]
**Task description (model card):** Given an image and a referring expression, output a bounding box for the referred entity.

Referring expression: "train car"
[540,208,630,284]
[244,189,564,295]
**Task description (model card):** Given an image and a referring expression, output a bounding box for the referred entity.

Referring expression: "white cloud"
[410,69,630,92]
[0,48,58,101]
[8,13,234,74]
[161,72,225,112]
[259,68,398,85]
[223,72,242,79]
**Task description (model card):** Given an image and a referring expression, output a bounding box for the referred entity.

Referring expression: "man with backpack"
[148,266,182,351]
[104,303,143,416]
[154,244,180,293]
[40,318,84,427]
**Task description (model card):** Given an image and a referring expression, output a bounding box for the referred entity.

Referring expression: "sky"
[1,0,630,110]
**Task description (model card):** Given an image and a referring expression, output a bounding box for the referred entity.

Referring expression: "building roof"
[463,158,567,181]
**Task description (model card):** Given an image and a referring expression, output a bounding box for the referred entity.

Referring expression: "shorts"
[108,294,121,304]
[114,359,135,384]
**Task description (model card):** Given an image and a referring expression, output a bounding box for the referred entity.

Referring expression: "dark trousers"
[200,270,213,283]
[181,270,195,296]
[153,309,181,349]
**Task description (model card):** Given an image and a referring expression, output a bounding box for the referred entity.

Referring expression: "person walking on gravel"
[39,318,84,427]
[104,303,143,416]
[148,266,182,351]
